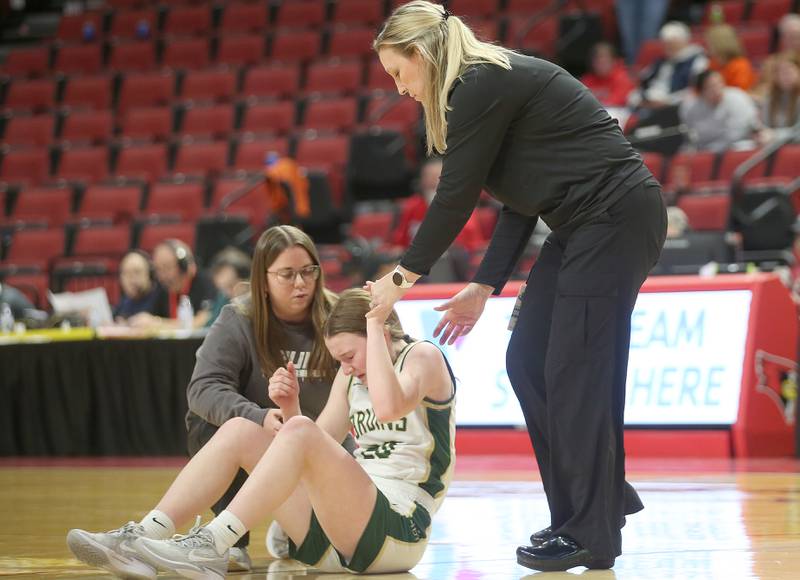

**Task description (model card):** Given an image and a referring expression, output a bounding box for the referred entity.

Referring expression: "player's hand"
[268,361,301,415]
[433,283,493,345]
[262,408,284,436]
[364,274,405,322]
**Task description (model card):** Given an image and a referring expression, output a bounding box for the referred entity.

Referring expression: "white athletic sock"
[204,510,246,553]
[139,509,175,539]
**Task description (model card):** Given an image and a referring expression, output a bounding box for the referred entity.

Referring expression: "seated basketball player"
[67,288,456,578]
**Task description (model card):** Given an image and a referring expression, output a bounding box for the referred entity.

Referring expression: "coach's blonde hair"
[374,0,512,155]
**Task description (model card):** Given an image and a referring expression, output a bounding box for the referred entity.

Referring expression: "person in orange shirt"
[580,43,635,108]
[705,24,756,91]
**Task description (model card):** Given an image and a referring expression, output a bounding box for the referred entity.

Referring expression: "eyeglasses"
[266,265,321,285]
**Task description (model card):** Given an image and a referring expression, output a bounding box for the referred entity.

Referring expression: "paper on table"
[48,287,114,327]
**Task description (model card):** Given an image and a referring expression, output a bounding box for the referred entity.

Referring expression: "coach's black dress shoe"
[516,535,615,572]
[529,526,552,545]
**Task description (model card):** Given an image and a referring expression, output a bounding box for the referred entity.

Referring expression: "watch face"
[392,271,404,286]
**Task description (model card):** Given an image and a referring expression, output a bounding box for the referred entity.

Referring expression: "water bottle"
[264,151,279,168]
[0,303,14,333]
[177,295,194,331]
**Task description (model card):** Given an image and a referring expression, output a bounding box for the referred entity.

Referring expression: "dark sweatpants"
[506,180,667,559]
[187,420,250,549]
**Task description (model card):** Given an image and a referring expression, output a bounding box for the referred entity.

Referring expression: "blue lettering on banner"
[628,366,724,408]
[631,309,705,348]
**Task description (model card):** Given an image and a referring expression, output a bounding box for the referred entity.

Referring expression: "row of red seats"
[2,28,377,77]
[702,0,798,26]
[2,62,404,114]
[641,145,800,192]
[1,95,420,145]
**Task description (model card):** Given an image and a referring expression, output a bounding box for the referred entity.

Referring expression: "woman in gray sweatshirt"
[185,225,348,571]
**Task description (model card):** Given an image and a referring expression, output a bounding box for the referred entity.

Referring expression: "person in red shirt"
[580,42,635,108]
[391,157,485,252]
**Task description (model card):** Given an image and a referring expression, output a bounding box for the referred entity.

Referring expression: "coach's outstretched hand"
[433,283,493,345]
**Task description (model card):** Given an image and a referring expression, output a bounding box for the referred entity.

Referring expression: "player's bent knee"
[279,415,317,441]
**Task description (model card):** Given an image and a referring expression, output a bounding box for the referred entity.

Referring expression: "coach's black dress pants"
[506,179,667,559]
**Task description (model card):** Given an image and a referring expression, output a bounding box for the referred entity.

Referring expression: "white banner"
[395,289,752,426]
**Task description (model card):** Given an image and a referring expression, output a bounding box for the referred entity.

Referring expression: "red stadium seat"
[241,101,296,135]
[738,26,772,60]
[716,149,767,183]
[221,2,269,34]
[3,79,56,112]
[54,45,103,76]
[664,151,716,189]
[57,11,104,43]
[677,193,731,231]
[327,26,375,58]
[2,115,54,147]
[0,148,50,185]
[635,39,664,70]
[163,6,212,37]
[120,106,174,142]
[72,224,132,258]
[9,187,72,226]
[364,94,421,133]
[295,134,349,202]
[79,184,143,223]
[470,18,500,42]
[302,97,358,132]
[2,228,65,270]
[350,211,395,242]
[305,60,363,96]
[115,143,169,182]
[173,140,229,177]
[271,30,321,61]
[216,34,265,67]
[505,0,553,12]
[180,105,235,139]
[276,1,326,28]
[138,222,196,253]
[641,152,665,183]
[163,38,211,70]
[770,144,800,180]
[145,182,205,221]
[506,15,558,57]
[109,41,157,72]
[181,69,238,103]
[110,9,158,40]
[233,136,290,171]
[60,110,114,144]
[210,177,271,229]
[749,0,792,26]
[62,76,113,110]
[117,72,175,113]
[366,58,396,93]
[242,65,301,100]
[450,0,498,18]
[332,0,385,25]
[56,146,109,184]
[2,47,49,78]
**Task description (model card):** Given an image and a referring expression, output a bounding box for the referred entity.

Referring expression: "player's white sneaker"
[135,526,228,579]
[266,520,290,559]
[66,521,156,580]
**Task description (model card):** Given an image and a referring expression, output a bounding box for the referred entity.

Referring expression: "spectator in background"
[580,42,635,109]
[113,250,167,322]
[705,24,756,91]
[0,281,35,319]
[666,206,690,239]
[753,14,800,102]
[761,54,800,134]
[391,157,486,282]
[615,0,670,65]
[128,239,218,330]
[679,69,761,152]
[207,247,252,327]
[629,21,708,110]
[391,157,484,253]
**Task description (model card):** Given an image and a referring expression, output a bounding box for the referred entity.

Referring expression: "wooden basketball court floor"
[1,455,798,579]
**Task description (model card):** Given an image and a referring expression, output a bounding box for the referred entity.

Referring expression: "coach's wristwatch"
[391,266,414,289]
